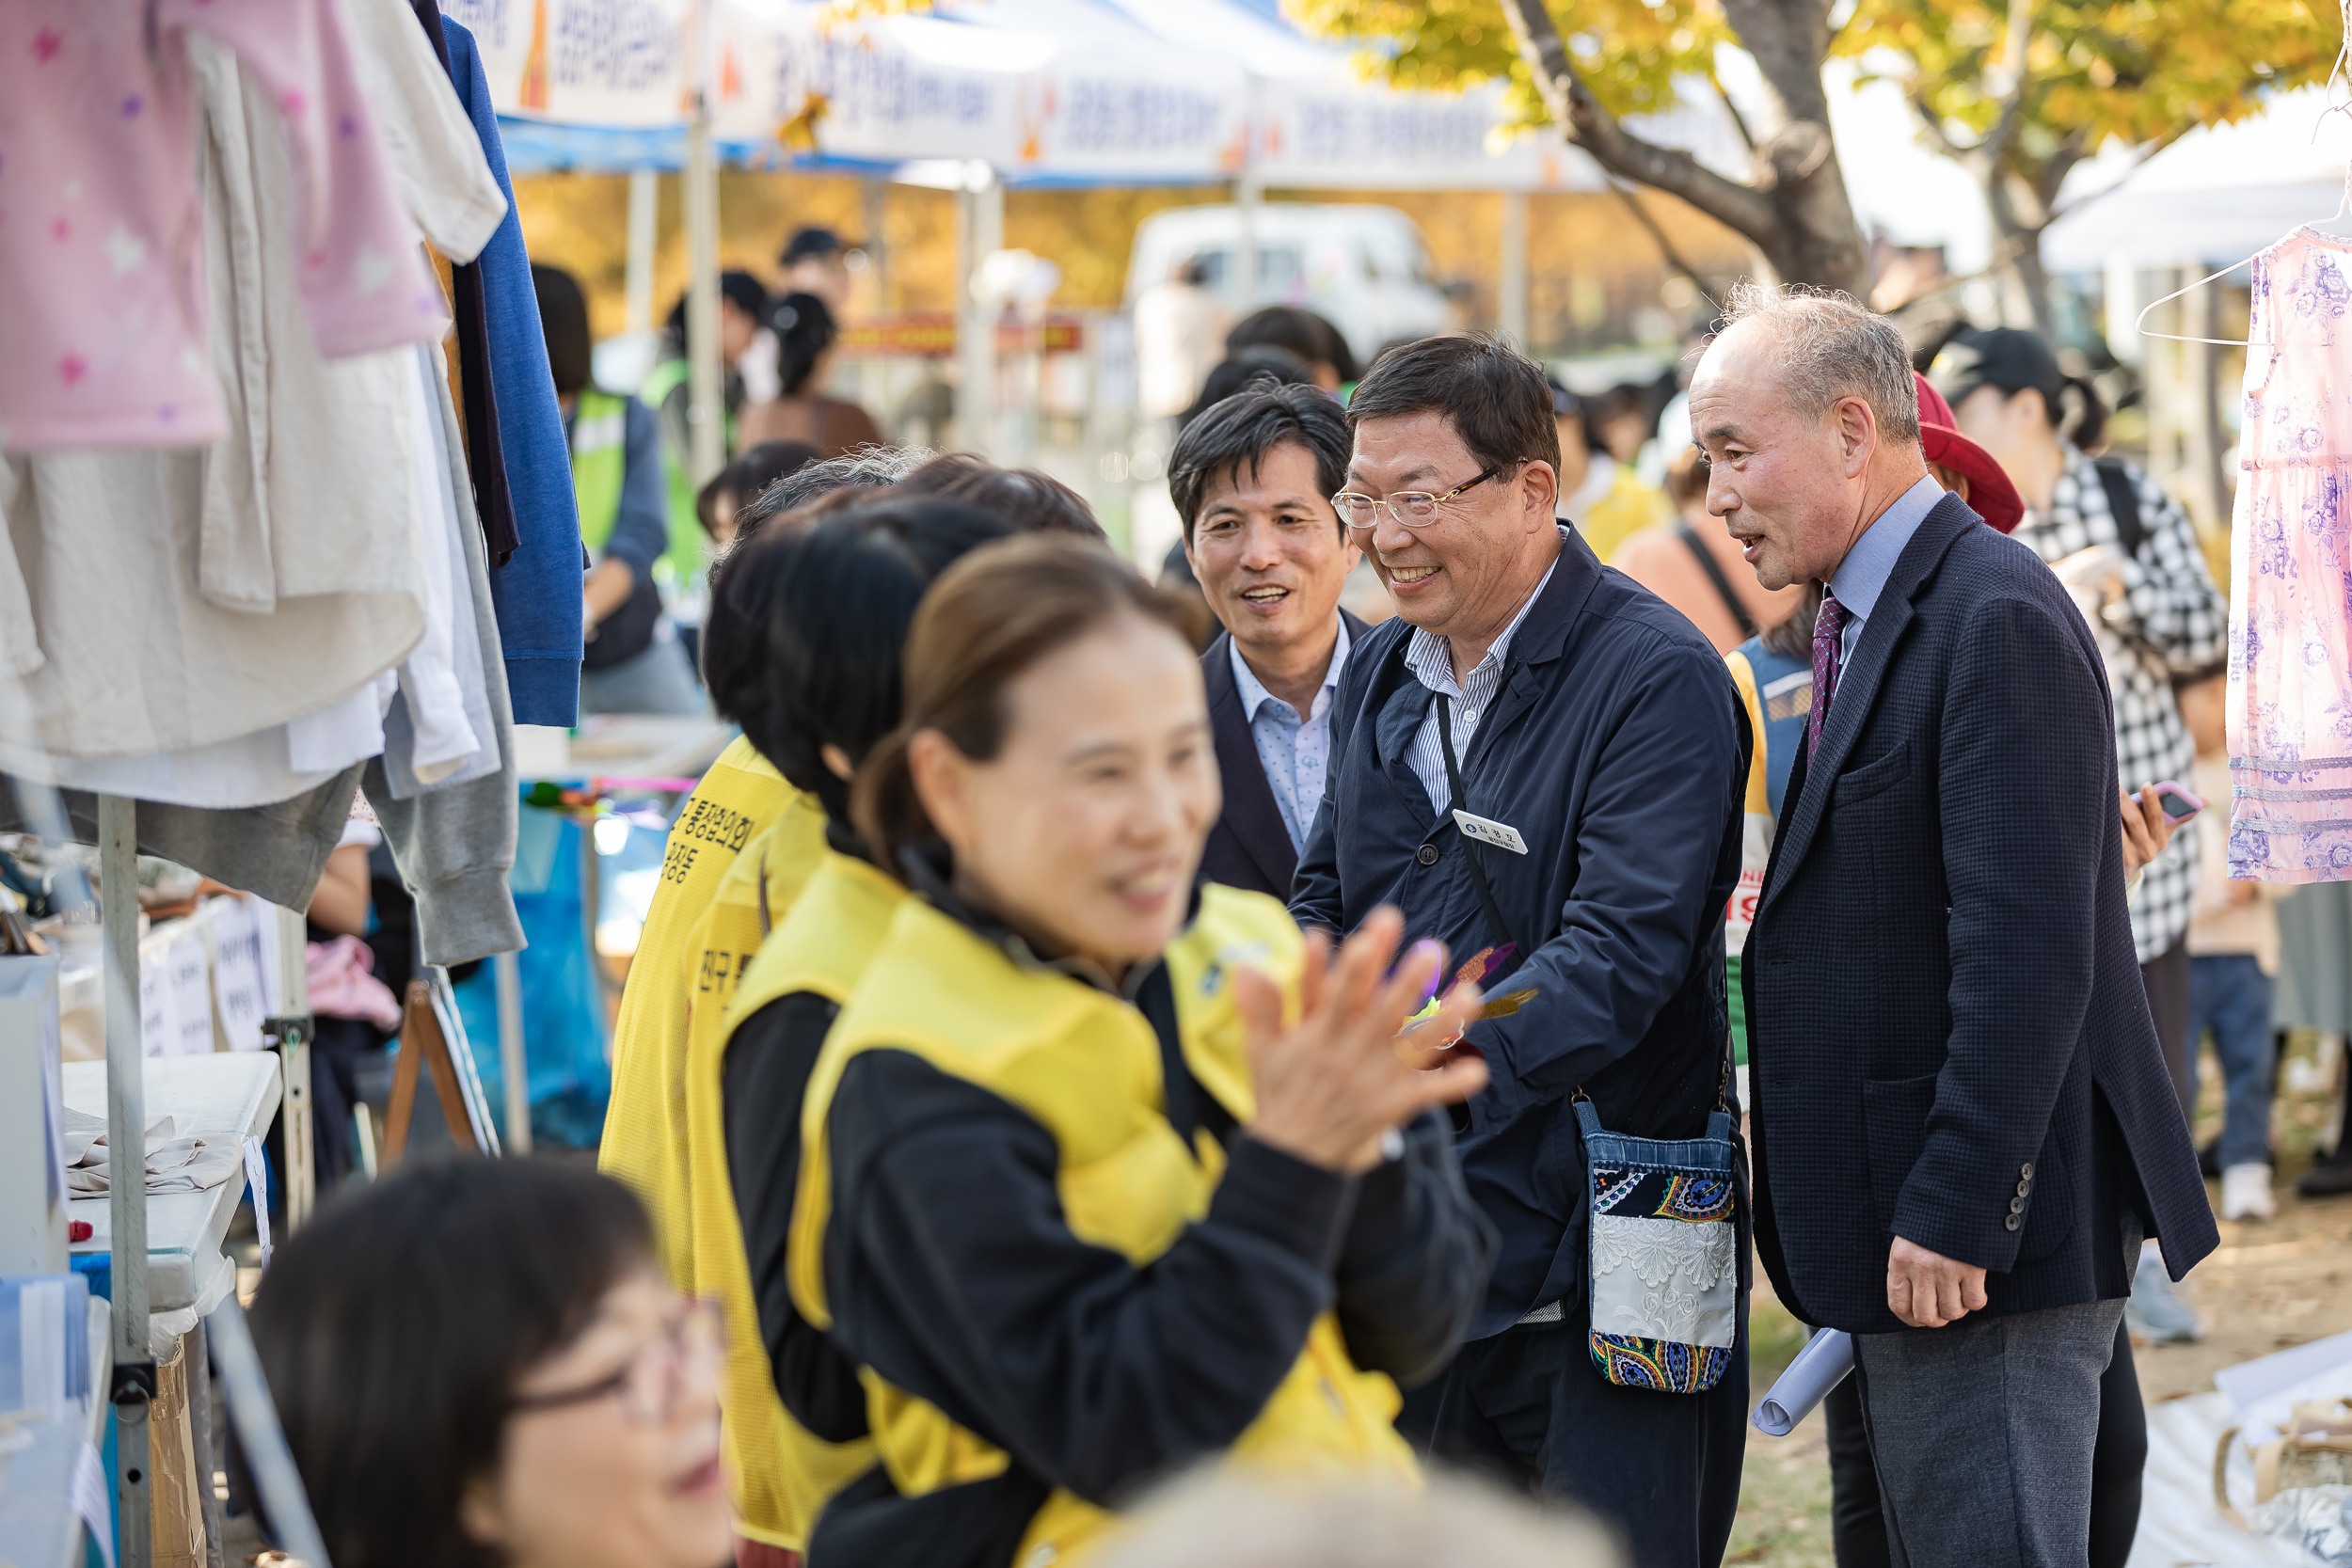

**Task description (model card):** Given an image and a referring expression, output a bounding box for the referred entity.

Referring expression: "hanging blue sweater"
[441,18,584,728]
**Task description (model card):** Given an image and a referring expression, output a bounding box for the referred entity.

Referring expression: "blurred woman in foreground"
[787,535,1496,1565]
[249,1160,732,1568]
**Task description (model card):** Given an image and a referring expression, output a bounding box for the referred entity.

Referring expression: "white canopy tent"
[2042,87,2352,273]
[461,0,1741,456]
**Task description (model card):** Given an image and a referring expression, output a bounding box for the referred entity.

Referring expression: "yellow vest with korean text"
[679,845,885,1548]
[599,737,801,1287]
[788,884,1415,1565]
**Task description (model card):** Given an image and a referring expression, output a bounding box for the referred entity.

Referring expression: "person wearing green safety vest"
[533,264,707,716]
[644,271,772,642]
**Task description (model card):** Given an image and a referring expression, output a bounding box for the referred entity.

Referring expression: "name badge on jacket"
[1453,810,1528,855]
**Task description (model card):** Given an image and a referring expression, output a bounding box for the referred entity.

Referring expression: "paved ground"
[1725,1031,2352,1566]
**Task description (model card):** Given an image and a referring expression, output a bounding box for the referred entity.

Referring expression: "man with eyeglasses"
[1292,334,1752,1567]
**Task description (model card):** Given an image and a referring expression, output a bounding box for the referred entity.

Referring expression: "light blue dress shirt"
[1230,617,1352,852]
[1825,476,1946,665]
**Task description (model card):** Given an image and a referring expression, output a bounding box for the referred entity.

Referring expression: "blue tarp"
[449,806,612,1149]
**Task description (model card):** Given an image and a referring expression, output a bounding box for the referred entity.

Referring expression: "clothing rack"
[90,794,320,1568]
[98,796,151,1568]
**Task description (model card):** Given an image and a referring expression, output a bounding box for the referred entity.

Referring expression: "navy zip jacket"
[1294,527,1749,1338]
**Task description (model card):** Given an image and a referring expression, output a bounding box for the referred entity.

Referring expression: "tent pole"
[626,169,659,339]
[1500,190,1529,348]
[273,904,313,1231]
[958,165,1001,456]
[684,0,723,487]
[1234,170,1262,309]
[101,794,151,1568]
[1235,77,1261,309]
[862,177,890,308]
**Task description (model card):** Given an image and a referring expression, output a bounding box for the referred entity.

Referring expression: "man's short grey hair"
[1718,281,1920,446]
[743,444,935,526]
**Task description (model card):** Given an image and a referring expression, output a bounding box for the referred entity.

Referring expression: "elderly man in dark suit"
[1170,378,1370,900]
[1692,284,2217,1568]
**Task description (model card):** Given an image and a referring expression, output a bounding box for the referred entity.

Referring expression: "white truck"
[1125,202,1453,372]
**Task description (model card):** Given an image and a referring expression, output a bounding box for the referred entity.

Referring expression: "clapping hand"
[1232,908,1488,1175]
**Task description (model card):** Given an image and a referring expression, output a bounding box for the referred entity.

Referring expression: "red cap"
[1915,372,2023,533]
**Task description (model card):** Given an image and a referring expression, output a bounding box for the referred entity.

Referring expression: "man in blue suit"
[1693,285,2217,1568]
[1293,335,1751,1566]
[1170,379,1371,902]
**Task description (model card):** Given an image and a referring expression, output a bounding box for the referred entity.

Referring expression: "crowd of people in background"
[237,242,2352,1568]
[525,225,890,720]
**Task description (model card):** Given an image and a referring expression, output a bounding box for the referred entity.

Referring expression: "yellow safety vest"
[598,736,804,1287]
[1584,466,1677,565]
[568,388,628,554]
[789,884,1415,1565]
[640,356,719,597]
[678,841,876,1548]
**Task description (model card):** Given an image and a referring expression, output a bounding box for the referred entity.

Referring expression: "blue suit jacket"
[1744,491,2218,1335]
[1294,530,1749,1337]
[443,19,586,726]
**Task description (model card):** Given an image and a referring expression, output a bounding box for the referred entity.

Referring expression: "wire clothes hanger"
[2135,2,2352,347]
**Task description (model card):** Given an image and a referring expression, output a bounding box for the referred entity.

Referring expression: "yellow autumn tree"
[1294,0,2342,315]
[1843,1,2339,334]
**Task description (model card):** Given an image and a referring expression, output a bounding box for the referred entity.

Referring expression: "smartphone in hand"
[2141,781,2204,826]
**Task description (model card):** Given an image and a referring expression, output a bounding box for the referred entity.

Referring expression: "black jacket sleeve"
[1330,1109,1497,1387]
[723,991,870,1443]
[820,1048,1355,1507]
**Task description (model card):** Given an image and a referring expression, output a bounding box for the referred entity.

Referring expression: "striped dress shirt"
[1402,543,1562,815]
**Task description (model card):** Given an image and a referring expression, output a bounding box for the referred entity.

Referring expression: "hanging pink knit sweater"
[0,0,447,451]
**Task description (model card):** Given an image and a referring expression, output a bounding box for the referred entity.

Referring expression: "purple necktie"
[1806,587,1848,762]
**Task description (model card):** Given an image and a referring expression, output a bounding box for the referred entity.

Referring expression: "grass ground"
[1724,1030,2352,1565]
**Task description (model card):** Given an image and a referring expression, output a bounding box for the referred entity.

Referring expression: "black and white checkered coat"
[2011,451,2228,963]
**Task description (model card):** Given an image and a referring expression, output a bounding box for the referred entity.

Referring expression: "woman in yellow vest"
[532,263,705,716]
[665,489,1108,1565]
[596,459,898,1300]
[680,499,1020,1566]
[787,535,1497,1567]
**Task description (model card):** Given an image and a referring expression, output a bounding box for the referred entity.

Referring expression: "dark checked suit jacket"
[1199,611,1369,902]
[1743,490,2219,1336]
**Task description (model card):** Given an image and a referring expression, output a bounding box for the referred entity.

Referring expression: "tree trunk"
[1499,0,1868,296]
[2009,238,2058,341]
[1966,152,2058,340]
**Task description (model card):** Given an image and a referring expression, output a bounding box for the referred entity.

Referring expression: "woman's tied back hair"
[1717,281,1921,448]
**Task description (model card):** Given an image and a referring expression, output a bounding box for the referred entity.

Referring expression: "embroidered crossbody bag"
[1436,694,1739,1394]
[1574,1094,1739,1392]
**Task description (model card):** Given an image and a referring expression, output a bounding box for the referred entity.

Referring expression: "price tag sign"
[245,895,285,1020]
[210,899,270,1052]
[139,946,177,1058]
[165,927,213,1056]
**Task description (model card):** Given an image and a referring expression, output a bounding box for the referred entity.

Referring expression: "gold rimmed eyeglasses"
[1331,463,1513,531]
